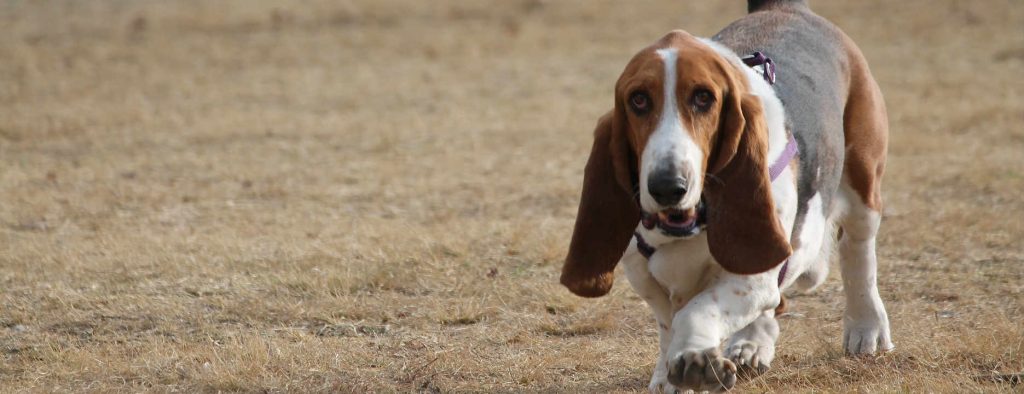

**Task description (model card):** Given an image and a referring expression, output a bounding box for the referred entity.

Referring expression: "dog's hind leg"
[836,183,893,355]
[836,43,893,355]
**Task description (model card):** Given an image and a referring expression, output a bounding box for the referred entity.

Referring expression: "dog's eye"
[692,89,714,112]
[629,91,651,114]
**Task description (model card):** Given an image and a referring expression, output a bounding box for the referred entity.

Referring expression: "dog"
[559,0,893,391]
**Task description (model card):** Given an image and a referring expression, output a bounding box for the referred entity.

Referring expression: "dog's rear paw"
[843,306,893,355]
[666,348,737,392]
[843,321,894,355]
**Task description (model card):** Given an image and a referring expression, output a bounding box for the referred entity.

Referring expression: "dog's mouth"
[659,207,697,229]
[643,206,703,238]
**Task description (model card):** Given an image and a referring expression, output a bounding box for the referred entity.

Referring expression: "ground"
[1,0,1022,392]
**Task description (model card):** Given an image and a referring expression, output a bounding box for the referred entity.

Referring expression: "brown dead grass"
[1,0,1022,392]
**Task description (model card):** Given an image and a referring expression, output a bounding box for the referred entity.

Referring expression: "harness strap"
[741,51,776,85]
[769,134,799,180]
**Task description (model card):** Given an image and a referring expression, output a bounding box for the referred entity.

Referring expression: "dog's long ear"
[704,92,791,274]
[560,110,639,297]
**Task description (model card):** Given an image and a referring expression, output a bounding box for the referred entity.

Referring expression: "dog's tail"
[747,0,808,13]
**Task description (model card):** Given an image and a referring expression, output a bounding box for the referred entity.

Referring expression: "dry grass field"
[1,0,1022,392]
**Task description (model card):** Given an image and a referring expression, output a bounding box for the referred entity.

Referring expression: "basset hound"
[560,1,892,391]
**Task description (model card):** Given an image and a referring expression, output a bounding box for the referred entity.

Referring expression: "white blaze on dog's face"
[641,48,703,212]
[615,31,739,235]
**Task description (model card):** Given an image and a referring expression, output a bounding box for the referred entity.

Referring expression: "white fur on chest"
[647,233,716,306]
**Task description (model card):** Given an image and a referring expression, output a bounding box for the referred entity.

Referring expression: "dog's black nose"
[648,173,687,206]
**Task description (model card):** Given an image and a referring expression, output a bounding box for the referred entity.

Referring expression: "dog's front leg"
[664,269,780,392]
[621,245,680,394]
[725,309,779,375]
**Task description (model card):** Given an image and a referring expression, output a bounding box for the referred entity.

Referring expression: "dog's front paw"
[648,375,681,394]
[666,348,737,392]
[726,340,773,376]
[648,362,678,394]
[843,310,893,355]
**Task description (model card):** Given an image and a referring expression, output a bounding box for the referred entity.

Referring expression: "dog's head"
[561,30,791,297]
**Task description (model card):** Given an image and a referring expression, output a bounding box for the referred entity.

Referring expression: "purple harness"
[634,51,797,287]
[742,51,776,85]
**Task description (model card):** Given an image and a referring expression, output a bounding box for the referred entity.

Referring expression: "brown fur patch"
[840,33,889,211]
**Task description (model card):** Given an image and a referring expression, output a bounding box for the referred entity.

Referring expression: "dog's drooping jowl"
[560,1,892,391]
